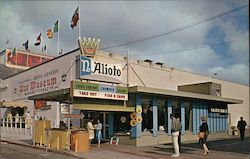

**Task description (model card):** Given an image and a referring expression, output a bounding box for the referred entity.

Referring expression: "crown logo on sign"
[78,37,101,58]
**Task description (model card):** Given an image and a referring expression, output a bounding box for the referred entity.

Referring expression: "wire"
[133,38,239,57]
[101,4,248,50]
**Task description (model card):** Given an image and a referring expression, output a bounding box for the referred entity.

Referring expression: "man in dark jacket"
[237,117,247,141]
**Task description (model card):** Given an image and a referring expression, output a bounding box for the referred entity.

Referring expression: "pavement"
[1,135,250,159]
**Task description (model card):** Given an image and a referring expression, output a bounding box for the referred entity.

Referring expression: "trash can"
[71,130,89,152]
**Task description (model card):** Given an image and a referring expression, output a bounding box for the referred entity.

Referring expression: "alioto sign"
[80,55,122,81]
[71,81,128,100]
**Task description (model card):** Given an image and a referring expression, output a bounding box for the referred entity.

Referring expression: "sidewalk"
[1,135,249,159]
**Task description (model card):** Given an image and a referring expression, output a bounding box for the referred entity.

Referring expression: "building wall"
[1,50,249,130]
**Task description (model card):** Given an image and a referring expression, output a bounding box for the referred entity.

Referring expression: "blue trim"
[131,94,142,138]
[108,112,114,137]
[167,98,173,135]
[192,101,197,134]
[180,100,185,135]
[152,96,158,137]
[136,94,142,138]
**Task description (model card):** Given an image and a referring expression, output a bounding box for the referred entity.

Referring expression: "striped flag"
[23,40,29,50]
[42,45,47,52]
[34,33,41,46]
[54,20,59,33]
[11,48,16,57]
[71,7,79,29]
[47,29,53,39]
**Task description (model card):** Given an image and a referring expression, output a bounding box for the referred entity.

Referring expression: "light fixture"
[61,73,67,82]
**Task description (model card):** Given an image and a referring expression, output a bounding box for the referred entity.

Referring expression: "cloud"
[0,1,248,85]
[217,20,249,62]
[208,63,249,85]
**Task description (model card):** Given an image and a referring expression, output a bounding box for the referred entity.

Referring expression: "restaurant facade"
[0,38,248,146]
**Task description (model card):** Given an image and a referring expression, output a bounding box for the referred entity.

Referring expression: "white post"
[58,18,60,55]
[19,117,22,134]
[78,5,81,39]
[10,119,13,134]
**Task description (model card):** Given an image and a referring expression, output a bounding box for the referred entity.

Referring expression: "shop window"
[185,102,192,131]
[158,98,167,132]
[113,112,131,133]
[141,95,153,132]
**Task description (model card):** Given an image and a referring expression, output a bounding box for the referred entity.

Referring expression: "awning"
[0,101,30,108]
[28,88,70,102]
[73,103,134,112]
[81,74,126,85]
[129,86,243,104]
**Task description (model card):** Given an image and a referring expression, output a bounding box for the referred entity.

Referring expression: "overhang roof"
[28,88,70,102]
[28,86,243,105]
[129,86,242,104]
[0,101,30,108]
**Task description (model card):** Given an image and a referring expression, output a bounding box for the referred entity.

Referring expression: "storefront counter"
[49,128,69,150]
[33,120,51,146]
[71,130,89,152]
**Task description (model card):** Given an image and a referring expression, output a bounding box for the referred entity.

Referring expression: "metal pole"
[126,48,129,88]
[67,95,71,150]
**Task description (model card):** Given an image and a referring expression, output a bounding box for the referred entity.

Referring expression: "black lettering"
[117,69,121,76]
[108,68,113,75]
[94,63,101,73]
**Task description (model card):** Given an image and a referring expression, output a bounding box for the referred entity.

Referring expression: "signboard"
[78,37,100,58]
[71,81,128,100]
[35,100,47,109]
[12,69,60,100]
[208,107,228,113]
[6,49,53,69]
[63,114,81,118]
[80,55,122,81]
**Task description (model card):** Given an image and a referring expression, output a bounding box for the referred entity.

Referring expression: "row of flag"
[6,6,79,55]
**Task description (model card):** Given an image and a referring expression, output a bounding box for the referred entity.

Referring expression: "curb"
[0,139,84,159]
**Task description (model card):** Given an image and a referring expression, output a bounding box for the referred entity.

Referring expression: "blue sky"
[0,0,249,85]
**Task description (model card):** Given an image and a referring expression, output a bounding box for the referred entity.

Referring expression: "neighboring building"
[0,43,249,146]
[0,49,54,70]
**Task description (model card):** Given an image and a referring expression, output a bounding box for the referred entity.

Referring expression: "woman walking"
[199,116,209,155]
[95,119,102,147]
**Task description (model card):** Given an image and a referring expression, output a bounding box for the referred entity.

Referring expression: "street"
[0,137,249,159]
[0,142,79,159]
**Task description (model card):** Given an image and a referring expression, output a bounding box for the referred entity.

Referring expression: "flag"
[59,48,63,55]
[42,45,46,52]
[12,48,16,57]
[22,40,29,50]
[54,20,59,33]
[71,6,79,29]
[34,33,41,46]
[47,29,53,39]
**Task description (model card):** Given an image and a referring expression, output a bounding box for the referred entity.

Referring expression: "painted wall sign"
[12,69,60,100]
[80,55,122,81]
[71,81,128,100]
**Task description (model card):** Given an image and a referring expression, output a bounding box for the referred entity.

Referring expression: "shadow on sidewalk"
[180,137,250,155]
[20,139,33,145]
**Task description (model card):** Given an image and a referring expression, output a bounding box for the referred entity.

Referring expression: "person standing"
[170,113,181,157]
[25,111,32,136]
[15,112,19,127]
[199,116,209,155]
[7,111,13,127]
[95,119,102,147]
[87,117,95,146]
[237,116,247,141]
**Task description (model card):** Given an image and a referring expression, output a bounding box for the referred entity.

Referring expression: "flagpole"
[15,47,17,74]
[58,18,60,55]
[78,5,81,39]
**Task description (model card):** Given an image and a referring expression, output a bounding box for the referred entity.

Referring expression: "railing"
[0,117,33,138]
